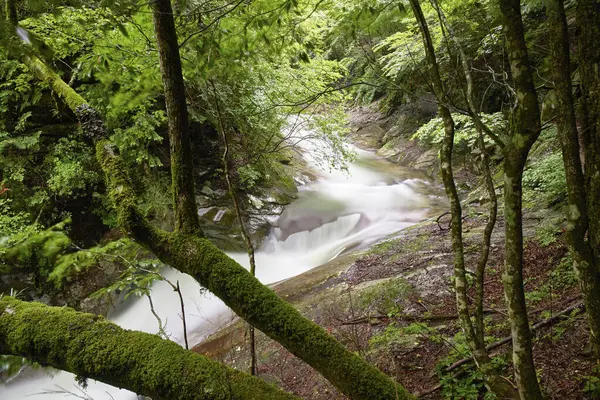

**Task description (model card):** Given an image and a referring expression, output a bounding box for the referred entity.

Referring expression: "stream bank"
[0,109,442,399]
[2,104,594,399]
[193,106,597,400]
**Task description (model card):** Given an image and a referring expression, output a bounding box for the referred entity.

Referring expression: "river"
[1,124,439,399]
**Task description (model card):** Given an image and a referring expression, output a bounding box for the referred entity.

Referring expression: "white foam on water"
[1,122,437,399]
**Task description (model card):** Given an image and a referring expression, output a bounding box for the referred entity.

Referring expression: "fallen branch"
[341,309,497,326]
[445,302,584,372]
[436,212,451,231]
[341,314,456,326]
[435,211,472,231]
[415,302,585,398]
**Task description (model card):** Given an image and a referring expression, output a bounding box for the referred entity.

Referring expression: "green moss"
[25,55,87,112]
[369,239,401,255]
[369,323,425,354]
[0,297,297,400]
[356,278,413,315]
[151,234,415,400]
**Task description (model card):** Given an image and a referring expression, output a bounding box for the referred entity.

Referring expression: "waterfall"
[1,127,438,399]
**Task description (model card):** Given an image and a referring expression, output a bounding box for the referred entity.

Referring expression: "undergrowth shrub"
[357,278,412,315]
[435,332,506,400]
[411,112,506,152]
[523,152,566,206]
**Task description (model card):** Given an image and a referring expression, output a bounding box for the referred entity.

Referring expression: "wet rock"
[200,185,214,197]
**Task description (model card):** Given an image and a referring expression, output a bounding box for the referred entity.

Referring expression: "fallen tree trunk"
[0,297,297,400]
[340,309,499,326]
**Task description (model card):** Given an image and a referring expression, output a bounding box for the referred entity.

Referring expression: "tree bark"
[577,0,600,360]
[150,0,200,234]
[474,132,498,349]
[408,2,517,399]
[548,0,600,360]
[497,0,543,398]
[0,297,297,400]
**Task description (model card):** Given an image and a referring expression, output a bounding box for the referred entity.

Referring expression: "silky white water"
[1,126,438,399]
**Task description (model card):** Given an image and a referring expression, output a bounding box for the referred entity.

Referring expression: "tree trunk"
[212,80,258,376]
[408,2,517,398]
[475,132,498,350]
[577,2,600,358]
[548,0,600,360]
[150,0,200,234]
[0,297,297,400]
[497,0,543,398]
[428,0,503,351]
[407,3,473,359]
[428,0,504,149]
[5,0,17,25]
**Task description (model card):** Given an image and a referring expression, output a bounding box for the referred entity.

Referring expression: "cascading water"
[1,124,439,399]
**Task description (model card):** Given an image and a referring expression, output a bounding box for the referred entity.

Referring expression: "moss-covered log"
[0,297,298,400]
[23,53,87,113]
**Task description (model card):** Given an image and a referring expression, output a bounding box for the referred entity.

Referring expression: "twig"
[175,280,189,350]
[444,302,584,373]
[71,244,190,349]
[146,293,169,340]
[416,303,584,397]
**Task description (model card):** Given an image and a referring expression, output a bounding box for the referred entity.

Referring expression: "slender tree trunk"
[502,159,541,399]
[5,0,17,25]
[408,3,517,398]
[406,5,468,352]
[475,131,498,349]
[548,0,600,360]
[150,0,200,234]
[0,297,297,400]
[429,0,504,148]
[577,4,600,355]
[211,81,258,376]
[497,0,543,398]
[428,0,503,354]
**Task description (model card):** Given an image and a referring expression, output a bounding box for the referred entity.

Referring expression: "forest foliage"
[0,0,570,288]
[1,0,594,398]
